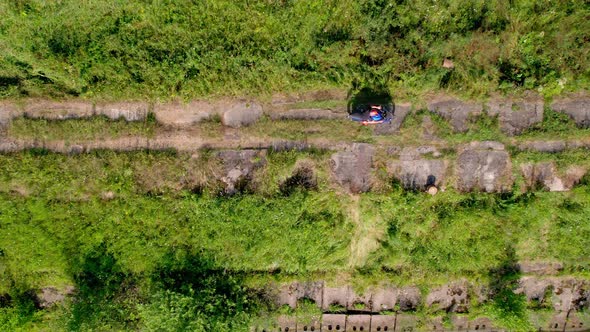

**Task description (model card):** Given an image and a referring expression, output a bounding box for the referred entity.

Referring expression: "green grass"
[1,150,589,330]
[7,115,157,140]
[0,0,588,100]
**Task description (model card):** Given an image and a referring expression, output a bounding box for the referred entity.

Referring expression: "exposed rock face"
[521,162,586,192]
[388,147,449,191]
[217,149,266,195]
[330,143,374,194]
[518,140,567,153]
[155,100,220,127]
[23,100,93,119]
[551,96,590,128]
[518,261,564,275]
[397,286,421,311]
[456,141,513,193]
[374,103,412,135]
[268,108,346,120]
[516,277,553,303]
[221,102,263,128]
[487,97,544,135]
[34,286,75,309]
[427,97,483,132]
[276,281,324,309]
[95,102,149,121]
[426,281,470,313]
[370,287,397,312]
[322,286,350,311]
[552,278,590,312]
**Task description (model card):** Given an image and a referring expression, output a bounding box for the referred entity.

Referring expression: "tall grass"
[0,0,588,100]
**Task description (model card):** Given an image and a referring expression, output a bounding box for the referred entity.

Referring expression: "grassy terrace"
[1,150,589,330]
[1,1,588,100]
[5,106,590,146]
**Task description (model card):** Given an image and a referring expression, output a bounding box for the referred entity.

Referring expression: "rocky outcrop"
[388,147,448,191]
[268,108,346,120]
[516,277,590,312]
[516,277,553,304]
[397,286,421,311]
[456,141,513,192]
[34,286,75,309]
[487,96,544,135]
[426,281,470,313]
[95,102,149,121]
[221,102,263,128]
[330,143,374,194]
[428,97,483,132]
[551,96,590,128]
[518,140,567,153]
[518,261,564,275]
[217,149,266,195]
[521,162,586,191]
[154,100,221,127]
[23,100,93,119]
[276,281,324,309]
[374,103,412,135]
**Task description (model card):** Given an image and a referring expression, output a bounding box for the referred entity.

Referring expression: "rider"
[369,105,384,121]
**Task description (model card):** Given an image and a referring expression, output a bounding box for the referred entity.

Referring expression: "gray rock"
[24,100,93,119]
[521,163,586,192]
[426,281,470,313]
[95,102,149,121]
[370,315,396,331]
[322,286,350,311]
[217,150,266,195]
[347,288,372,312]
[275,281,324,309]
[516,277,553,303]
[488,97,544,135]
[551,96,590,128]
[268,108,346,120]
[518,140,567,153]
[154,100,220,127]
[374,103,412,135]
[370,287,397,312]
[34,286,75,309]
[388,148,449,191]
[397,286,421,311]
[222,102,263,128]
[322,314,346,331]
[0,102,16,129]
[456,142,513,193]
[330,143,375,194]
[517,261,564,275]
[552,278,590,312]
[428,97,483,132]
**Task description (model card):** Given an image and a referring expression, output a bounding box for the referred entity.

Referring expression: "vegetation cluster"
[0,150,589,330]
[0,0,588,100]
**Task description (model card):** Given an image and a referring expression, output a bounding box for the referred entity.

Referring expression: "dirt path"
[347,195,387,268]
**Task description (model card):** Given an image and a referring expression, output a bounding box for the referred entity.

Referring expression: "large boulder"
[551,96,590,128]
[516,277,553,304]
[217,149,266,195]
[154,100,220,127]
[95,102,149,121]
[374,103,412,135]
[521,162,586,192]
[456,141,513,193]
[221,102,263,128]
[23,100,93,119]
[426,281,470,313]
[487,97,544,135]
[552,278,590,312]
[427,97,483,132]
[268,108,346,120]
[517,140,567,153]
[388,147,449,191]
[330,143,375,194]
[397,286,422,311]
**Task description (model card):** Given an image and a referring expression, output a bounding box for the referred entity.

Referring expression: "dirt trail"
[347,195,387,268]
